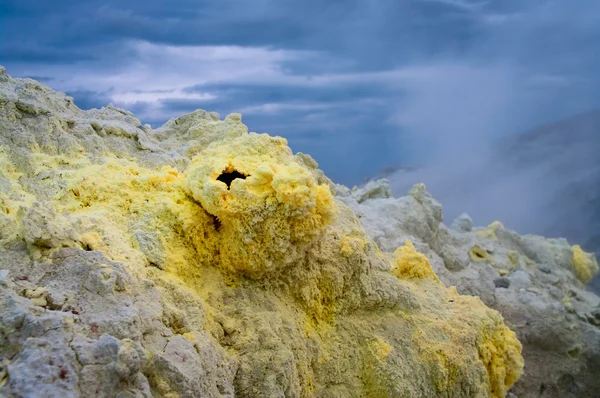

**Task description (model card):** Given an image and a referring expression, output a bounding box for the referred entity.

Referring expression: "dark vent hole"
[211,215,221,232]
[217,170,247,189]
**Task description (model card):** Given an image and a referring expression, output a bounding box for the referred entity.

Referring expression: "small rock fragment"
[25,287,48,307]
[494,278,511,289]
[451,213,473,232]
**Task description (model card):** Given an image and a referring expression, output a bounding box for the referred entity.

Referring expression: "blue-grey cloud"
[64,89,115,112]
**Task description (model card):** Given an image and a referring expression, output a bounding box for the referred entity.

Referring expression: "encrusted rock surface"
[339,179,600,398]
[0,67,558,398]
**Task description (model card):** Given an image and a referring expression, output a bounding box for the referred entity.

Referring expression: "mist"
[385,82,600,291]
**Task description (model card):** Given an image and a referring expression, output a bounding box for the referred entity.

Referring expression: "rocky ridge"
[0,67,593,397]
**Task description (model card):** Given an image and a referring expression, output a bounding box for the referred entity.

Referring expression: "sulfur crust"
[470,245,495,264]
[32,131,525,397]
[392,241,523,397]
[476,221,504,240]
[183,133,338,279]
[572,244,599,283]
[339,235,367,257]
[368,337,393,361]
[411,287,523,398]
[392,240,439,281]
[0,149,37,243]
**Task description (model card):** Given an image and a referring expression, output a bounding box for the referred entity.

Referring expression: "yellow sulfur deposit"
[411,286,523,398]
[470,244,494,263]
[508,251,519,267]
[368,337,393,361]
[572,244,599,283]
[477,221,504,240]
[183,133,337,279]
[18,121,522,397]
[339,235,367,257]
[392,240,439,281]
[389,241,523,397]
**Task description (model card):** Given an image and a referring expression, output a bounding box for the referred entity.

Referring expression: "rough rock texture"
[338,179,600,398]
[0,69,525,397]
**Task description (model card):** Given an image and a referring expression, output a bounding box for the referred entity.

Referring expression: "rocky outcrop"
[384,109,600,293]
[339,179,600,398]
[0,68,524,397]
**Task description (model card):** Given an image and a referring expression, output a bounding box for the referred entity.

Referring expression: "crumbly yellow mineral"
[477,221,504,240]
[184,133,337,279]
[45,128,523,397]
[411,285,523,398]
[470,244,494,263]
[392,240,439,281]
[572,244,599,283]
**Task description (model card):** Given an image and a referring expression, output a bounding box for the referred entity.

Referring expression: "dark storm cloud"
[182,81,396,113]
[0,0,482,68]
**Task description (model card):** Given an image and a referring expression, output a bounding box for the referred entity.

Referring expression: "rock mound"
[340,179,600,397]
[0,68,525,397]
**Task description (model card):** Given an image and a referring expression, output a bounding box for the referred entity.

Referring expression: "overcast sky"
[2,0,600,185]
